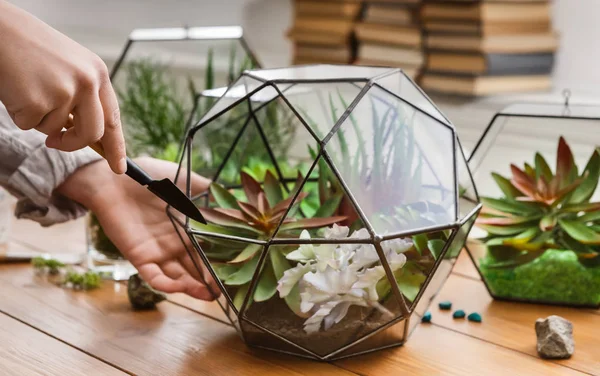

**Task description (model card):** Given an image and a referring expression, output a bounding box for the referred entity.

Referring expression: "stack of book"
[355,0,423,79]
[288,0,362,65]
[420,0,557,96]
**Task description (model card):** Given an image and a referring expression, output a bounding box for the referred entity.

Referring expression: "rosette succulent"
[194,170,346,309]
[477,137,600,268]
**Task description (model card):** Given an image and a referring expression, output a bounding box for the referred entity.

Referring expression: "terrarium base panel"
[242,296,404,359]
[479,250,600,308]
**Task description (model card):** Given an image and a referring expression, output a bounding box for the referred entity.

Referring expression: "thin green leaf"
[228,243,263,264]
[569,149,600,204]
[205,48,214,90]
[534,152,553,183]
[279,216,346,231]
[395,262,426,302]
[481,197,542,215]
[412,234,428,256]
[578,210,600,223]
[233,283,250,311]
[212,263,240,280]
[486,249,546,269]
[427,239,446,259]
[253,263,278,302]
[210,183,240,209]
[478,223,538,236]
[558,218,600,245]
[476,215,541,226]
[270,248,291,280]
[224,255,260,285]
[313,193,343,218]
[263,170,284,207]
[492,172,523,199]
[198,208,262,234]
[561,202,600,213]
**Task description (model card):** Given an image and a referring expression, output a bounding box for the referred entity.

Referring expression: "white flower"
[277,263,312,298]
[286,230,315,261]
[381,238,412,255]
[278,225,411,334]
[323,224,349,239]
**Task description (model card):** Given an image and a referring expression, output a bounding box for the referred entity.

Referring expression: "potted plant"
[466,101,600,308]
[471,137,600,307]
[169,65,480,360]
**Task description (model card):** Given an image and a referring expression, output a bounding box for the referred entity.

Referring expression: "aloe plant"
[195,171,346,311]
[477,137,600,268]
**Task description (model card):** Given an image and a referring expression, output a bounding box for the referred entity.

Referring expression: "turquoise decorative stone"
[422,311,432,323]
[453,309,466,319]
[439,301,452,310]
[468,312,482,323]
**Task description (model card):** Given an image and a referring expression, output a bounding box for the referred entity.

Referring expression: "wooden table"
[2,217,598,376]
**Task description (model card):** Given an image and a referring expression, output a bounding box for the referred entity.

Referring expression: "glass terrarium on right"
[467,100,600,308]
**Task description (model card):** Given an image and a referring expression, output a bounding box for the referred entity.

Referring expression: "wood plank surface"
[335,324,587,376]
[0,312,124,376]
[0,262,355,376]
[430,274,600,375]
[5,218,600,375]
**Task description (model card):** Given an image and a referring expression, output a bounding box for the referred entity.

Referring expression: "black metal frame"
[167,64,481,360]
[109,25,260,80]
[466,93,600,309]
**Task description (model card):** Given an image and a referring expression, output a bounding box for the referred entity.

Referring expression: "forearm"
[0,103,102,226]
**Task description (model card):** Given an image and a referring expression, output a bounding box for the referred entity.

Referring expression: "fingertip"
[110,157,127,174]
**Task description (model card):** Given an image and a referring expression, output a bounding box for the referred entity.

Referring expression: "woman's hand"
[58,157,219,300]
[0,0,126,174]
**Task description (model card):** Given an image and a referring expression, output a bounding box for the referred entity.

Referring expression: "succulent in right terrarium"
[475,136,600,306]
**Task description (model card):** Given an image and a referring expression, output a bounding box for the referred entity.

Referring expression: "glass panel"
[196,76,263,125]
[279,83,365,141]
[375,71,450,126]
[446,211,478,260]
[250,94,314,179]
[190,96,252,187]
[272,157,369,241]
[325,86,456,235]
[408,255,455,336]
[243,242,405,357]
[251,65,393,82]
[331,319,406,359]
[469,113,600,307]
[191,234,265,314]
[240,320,313,357]
[382,229,452,310]
[457,137,479,221]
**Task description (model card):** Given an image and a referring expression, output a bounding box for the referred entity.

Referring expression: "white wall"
[7,0,600,95]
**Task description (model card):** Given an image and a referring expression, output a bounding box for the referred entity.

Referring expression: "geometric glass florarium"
[167,65,481,360]
[467,98,600,308]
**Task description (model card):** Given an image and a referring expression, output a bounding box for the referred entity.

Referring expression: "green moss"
[480,249,600,306]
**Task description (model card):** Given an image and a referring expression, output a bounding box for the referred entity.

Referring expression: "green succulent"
[194,170,346,312]
[477,136,600,268]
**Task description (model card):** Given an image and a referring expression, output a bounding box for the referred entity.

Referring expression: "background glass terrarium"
[87,26,260,280]
[467,97,600,308]
[167,65,481,360]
